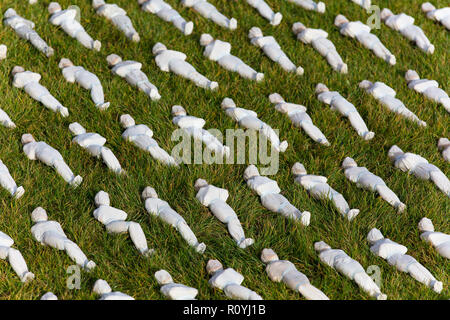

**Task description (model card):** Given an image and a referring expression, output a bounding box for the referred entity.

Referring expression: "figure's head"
[31,207,48,222]
[387,145,404,161]
[120,114,135,128]
[171,105,187,117]
[243,165,260,181]
[93,279,112,295]
[269,93,285,105]
[58,58,74,69]
[421,2,436,13]
[199,34,214,46]
[291,162,307,176]
[292,22,306,35]
[380,8,394,21]
[4,8,17,19]
[11,66,25,76]
[334,14,349,27]
[141,186,158,200]
[405,70,420,82]
[418,217,435,232]
[152,43,167,55]
[194,178,208,191]
[92,0,106,9]
[21,133,35,145]
[438,138,450,151]
[358,80,373,90]
[206,259,223,274]
[342,157,358,169]
[69,122,86,136]
[221,98,236,110]
[106,54,122,67]
[154,270,173,285]
[94,190,110,207]
[261,248,279,263]
[314,241,332,252]
[248,27,263,40]
[315,83,329,94]
[367,228,384,244]
[48,2,62,14]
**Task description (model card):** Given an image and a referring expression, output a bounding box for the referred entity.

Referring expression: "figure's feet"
[71,175,83,188]
[209,81,219,91]
[396,203,406,213]
[387,55,396,65]
[271,13,282,26]
[238,238,255,249]
[97,102,110,111]
[300,211,311,226]
[296,66,304,75]
[347,209,360,221]
[132,33,140,42]
[426,44,435,55]
[255,73,264,82]
[150,89,161,101]
[376,293,388,300]
[21,271,35,283]
[279,141,288,152]
[93,40,101,52]
[58,106,69,117]
[45,47,54,57]
[317,2,326,13]
[184,21,194,36]
[363,131,375,141]
[229,18,238,30]
[84,260,96,271]
[142,248,155,257]
[338,63,348,74]
[418,120,427,127]
[431,280,443,294]
[195,242,206,254]
[14,186,25,199]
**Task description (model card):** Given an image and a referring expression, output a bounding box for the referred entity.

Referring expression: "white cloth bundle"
[0,44,6,60]
[0,107,16,129]
[422,2,450,30]
[0,231,35,283]
[287,0,325,13]
[181,0,237,30]
[140,0,193,35]
[0,159,25,198]
[41,292,58,300]
[246,0,282,26]
[350,0,371,9]
[418,218,450,259]
[438,138,450,163]
[93,279,135,300]
[155,269,198,300]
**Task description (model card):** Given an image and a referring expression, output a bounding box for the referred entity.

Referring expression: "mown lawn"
[0,0,448,300]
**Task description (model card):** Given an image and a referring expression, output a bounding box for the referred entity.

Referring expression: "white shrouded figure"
[59,58,110,111]
[30,207,96,271]
[248,27,303,75]
[182,0,237,30]
[350,0,371,9]
[41,292,58,300]
[48,2,101,51]
[172,106,230,157]
[422,2,450,30]
[206,259,263,300]
[142,186,206,253]
[22,134,82,188]
[93,279,135,300]
[368,228,443,293]
[0,44,6,60]
[3,8,54,57]
[194,178,255,248]
[335,14,396,65]
[342,157,405,213]
[292,162,360,221]
[221,98,288,153]
[12,66,69,117]
[287,0,325,13]
[418,218,450,259]
[153,42,218,90]
[0,108,16,129]
[405,70,450,113]
[140,0,193,36]
[359,80,426,127]
[107,54,161,101]
[93,190,154,257]
[381,9,434,54]
[93,0,140,42]
[200,34,264,82]
[120,114,178,166]
[261,248,329,300]
[0,159,25,199]
[155,269,198,300]
[316,83,374,140]
[292,22,348,74]
[246,0,282,26]
[69,122,124,175]
[0,231,35,283]
[314,241,386,300]
[269,93,330,146]
[388,145,450,198]
[438,138,450,163]
[244,165,311,226]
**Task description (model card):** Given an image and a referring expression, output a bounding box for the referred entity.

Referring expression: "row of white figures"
[287,0,325,13]
[422,2,450,30]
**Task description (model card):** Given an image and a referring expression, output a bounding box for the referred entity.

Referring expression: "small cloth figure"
[292,22,347,74]
[422,2,450,30]
[69,122,123,175]
[200,34,264,82]
[120,114,178,166]
[335,14,396,65]
[181,0,237,30]
[350,0,371,9]
[153,42,218,90]
[22,134,82,188]
[107,54,161,101]
[31,207,96,271]
[405,70,450,113]
[314,241,386,300]
[418,217,450,259]
[0,231,35,283]
[93,0,140,41]
[206,259,263,300]
[59,58,110,111]
[222,98,288,152]
[246,0,282,26]
[292,162,360,221]
[359,80,426,126]
[41,292,58,300]
[438,138,450,163]
[48,2,101,51]
[368,228,443,293]
[172,105,230,157]
[142,186,206,253]
[316,83,374,140]
[0,159,25,199]
[388,145,450,198]
[381,8,434,54]
[12,66,69,117]
[342,157,405,212]
[93,191,154,257]
[249,27,303,75]
[195,179,254,248]
[3,8,54,57]
[93,279,135,300]
[287,0,325,13]
[0,107,16,129]
[244,165,311,225]
[155,269,198,300]
[140,0,193,36]
[0,44,6,60]
[261,248,329,300]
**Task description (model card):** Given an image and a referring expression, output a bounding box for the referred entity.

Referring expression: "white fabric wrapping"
[41,292,58,300]
[181,0,237,30]
[418,218,450,259]
[438,138,450,163]
[350,0,371,9]
[422,3,450,30]
[141,0,193,35]
[155,269,198,300]
[0,231,34,283]
[0,159,24,198]
[287,0,325,13]
[246,0,282,26]
[93,279,135,300]
[95,1,140,41]
[0,107,15,128]
[0,44,6,60]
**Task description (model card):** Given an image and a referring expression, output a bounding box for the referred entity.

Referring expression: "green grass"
[0,0,448,300]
